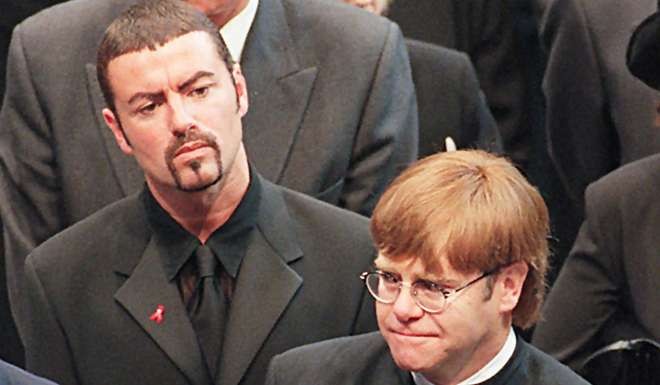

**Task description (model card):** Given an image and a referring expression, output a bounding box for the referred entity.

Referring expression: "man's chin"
[387,338,444,373]
[391,351,432,373]
[175,173,222,192]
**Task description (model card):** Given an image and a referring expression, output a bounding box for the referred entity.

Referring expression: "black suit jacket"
[538,0,660,207]
[20,176,377,385]
[0,0,416,338]
[389,0,527,166]
[267,332,413,385]
[265,332,590,385]
[0,360,57,385]
[406,38,501,157]
[533,154,660,370]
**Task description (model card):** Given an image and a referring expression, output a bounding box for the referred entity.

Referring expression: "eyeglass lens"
[365,273,446,312]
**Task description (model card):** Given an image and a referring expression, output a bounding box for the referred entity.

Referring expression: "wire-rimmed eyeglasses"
[360,268,498,313]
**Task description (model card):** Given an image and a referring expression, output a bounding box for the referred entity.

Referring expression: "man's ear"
[497,261,528,313]
[102,108,133,155]
[232,64,249,117]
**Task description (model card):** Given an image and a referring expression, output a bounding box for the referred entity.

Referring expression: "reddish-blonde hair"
[371,150,549,329]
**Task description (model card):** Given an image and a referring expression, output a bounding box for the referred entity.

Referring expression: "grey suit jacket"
[406,38,501,157]
[538,0,660,207]
[533,154,660,370]
[21,176,378,385]
[0,360,57,385]
[265,332,590,385]
[0,0,416,335]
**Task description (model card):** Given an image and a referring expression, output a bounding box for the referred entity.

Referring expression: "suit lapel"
[218,179,303,385]
[114,238,212,385]
[240,0,318,182]
[85,63,143,196]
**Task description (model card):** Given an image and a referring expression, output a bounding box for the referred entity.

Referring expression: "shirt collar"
[219,0,259,63]
[143,166,262,280]
[411,328,517,385]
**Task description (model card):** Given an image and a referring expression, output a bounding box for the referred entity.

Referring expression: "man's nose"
[391,285,424,322]
[169,97,196,135]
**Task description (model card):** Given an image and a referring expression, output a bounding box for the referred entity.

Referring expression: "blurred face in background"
[342,0,389,16]
[186,0,250,26]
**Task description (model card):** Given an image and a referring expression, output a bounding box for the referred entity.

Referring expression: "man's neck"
[147,149,250,243]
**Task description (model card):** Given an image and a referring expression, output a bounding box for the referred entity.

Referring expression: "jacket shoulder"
[522,341,591,384]
[269,332,391,381]
[15,0,134,54]
[278,185,371,242]
[28,193,148,271]
[406,38,473,88]
[277,331,385,360]
[280,0,396,54]
[406,39,471,69]
[587,153,660,202]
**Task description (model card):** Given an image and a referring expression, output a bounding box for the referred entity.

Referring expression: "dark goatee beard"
[164,130,223,192]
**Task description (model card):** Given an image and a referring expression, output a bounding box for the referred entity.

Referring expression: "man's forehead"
[106,32,228,92]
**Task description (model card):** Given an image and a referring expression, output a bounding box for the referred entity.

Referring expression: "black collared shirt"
[142,170,262,292]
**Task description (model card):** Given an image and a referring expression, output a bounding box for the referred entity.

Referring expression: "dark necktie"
[188,244,227,377]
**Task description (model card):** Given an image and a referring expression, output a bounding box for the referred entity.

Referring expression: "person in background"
[532,6,660,371]
[536,0,660,211]
[385,0,529,170]
[342,0,502,157]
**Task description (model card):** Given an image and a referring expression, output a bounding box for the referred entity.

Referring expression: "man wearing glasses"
[265,150,589,385]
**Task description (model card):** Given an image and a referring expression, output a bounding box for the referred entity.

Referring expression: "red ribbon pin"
[150,304,165,324]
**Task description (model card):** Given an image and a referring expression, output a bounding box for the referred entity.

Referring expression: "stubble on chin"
[164,130,223,191]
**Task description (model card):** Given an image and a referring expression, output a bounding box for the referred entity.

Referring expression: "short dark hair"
[96,0,234,113]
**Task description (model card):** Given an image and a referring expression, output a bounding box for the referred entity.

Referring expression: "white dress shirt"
[219,0,259,63]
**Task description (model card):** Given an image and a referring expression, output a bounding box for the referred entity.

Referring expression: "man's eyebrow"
[125,71,216,106]
[177,70,215,92]
[127,90,163,106]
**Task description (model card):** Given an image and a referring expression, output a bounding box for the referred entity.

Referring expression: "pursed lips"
[388,328,438,338]
[174,140,209,157]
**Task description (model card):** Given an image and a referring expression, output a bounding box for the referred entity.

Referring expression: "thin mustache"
[165,130,216,159]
